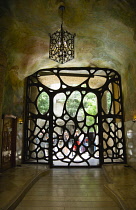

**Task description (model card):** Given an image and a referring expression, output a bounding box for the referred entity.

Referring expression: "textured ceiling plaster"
[0,0,136,79]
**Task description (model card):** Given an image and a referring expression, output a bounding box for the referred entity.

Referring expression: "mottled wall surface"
[125,121,136,170]
[121,64,136,121]
[2,70,24,117]
[0,0,136,168]
[0,46,7,168]
[0,0,136,79]
[0,69,24,168]
[0,0,136,121]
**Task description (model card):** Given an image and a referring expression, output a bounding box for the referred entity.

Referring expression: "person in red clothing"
[73,130,80,155]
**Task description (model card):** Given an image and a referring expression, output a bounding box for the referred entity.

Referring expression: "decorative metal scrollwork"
[24,67,126,167]
[49,25,75,64]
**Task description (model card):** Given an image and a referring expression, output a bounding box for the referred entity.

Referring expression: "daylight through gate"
[24,67,126,167]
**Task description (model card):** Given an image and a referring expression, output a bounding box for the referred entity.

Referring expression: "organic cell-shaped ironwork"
[25,67,126,167]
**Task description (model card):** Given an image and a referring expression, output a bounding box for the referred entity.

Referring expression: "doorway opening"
[24,67,126,167]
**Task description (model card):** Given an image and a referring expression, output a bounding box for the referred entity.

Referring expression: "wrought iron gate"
[24,67,126,167]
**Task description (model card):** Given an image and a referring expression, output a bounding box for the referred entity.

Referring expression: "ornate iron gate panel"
[24,67,126,167]
[51,87,99,167]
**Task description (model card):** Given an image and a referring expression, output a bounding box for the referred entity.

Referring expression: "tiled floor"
[15,168,121,210]
[0,164,48,210]
[103,164,136,210]
[0,164,136,210]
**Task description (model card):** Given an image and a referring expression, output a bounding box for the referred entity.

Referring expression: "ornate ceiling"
[0,0,136,79]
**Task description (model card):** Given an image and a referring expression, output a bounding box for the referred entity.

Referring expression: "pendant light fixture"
[49,5,76,64]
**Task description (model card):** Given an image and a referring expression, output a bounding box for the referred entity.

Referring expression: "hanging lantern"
[49,6,76,64]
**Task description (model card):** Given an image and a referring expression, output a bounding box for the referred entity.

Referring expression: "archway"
[24,67,126,167]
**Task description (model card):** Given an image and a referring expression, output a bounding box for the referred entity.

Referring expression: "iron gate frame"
[23,67,127,167]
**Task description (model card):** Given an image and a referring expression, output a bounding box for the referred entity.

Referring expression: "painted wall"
[0,47,7,168]
[2,70,24,117]
[125,121,136,170]
[0,0,136,169]
[0,69,24,168]
[121,66,136,170]
[121,64,136,122]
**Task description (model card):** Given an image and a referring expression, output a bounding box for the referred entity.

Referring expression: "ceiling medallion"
[49,6,76,64]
